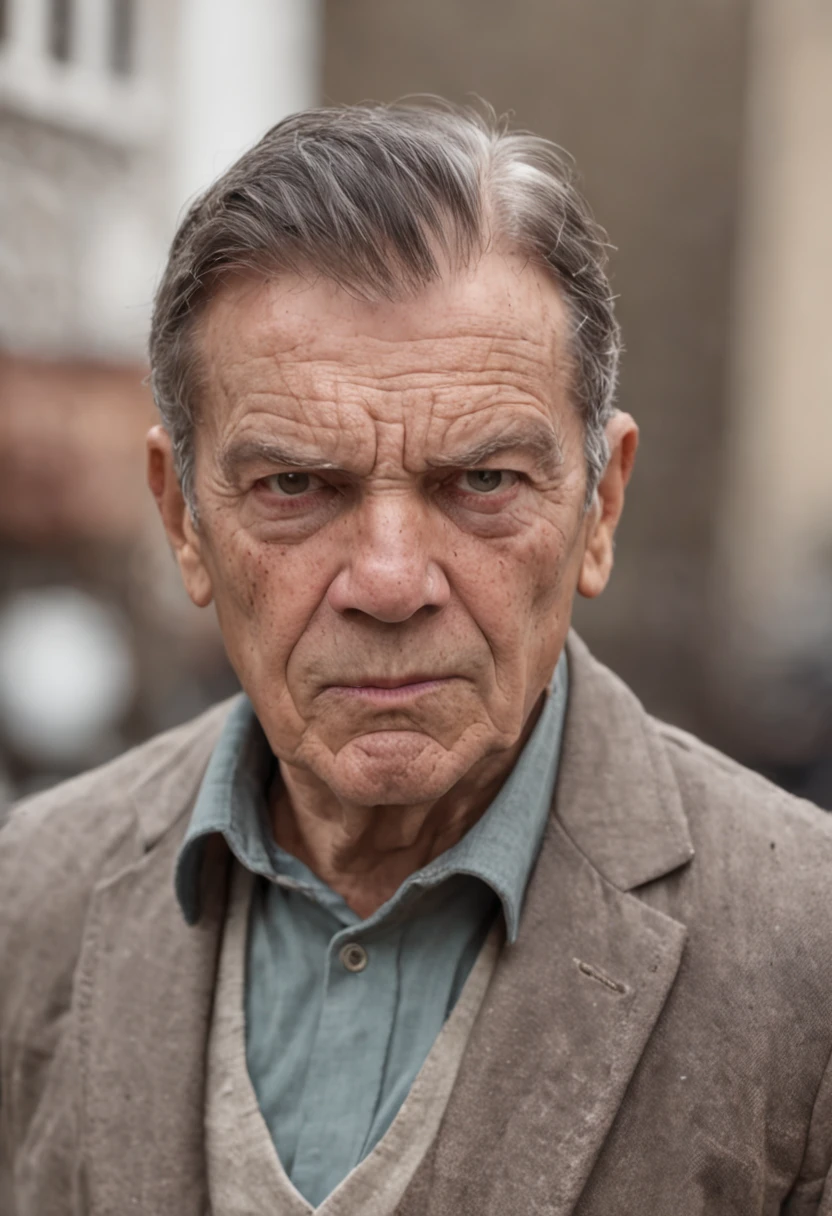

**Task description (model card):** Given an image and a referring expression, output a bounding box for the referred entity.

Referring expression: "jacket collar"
[129,697,232,851]
[556,631,694,890]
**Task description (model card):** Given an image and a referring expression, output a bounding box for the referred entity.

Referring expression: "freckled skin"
[148,250,637,914]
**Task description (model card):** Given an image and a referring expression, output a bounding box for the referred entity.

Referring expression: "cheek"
[205,529,331,676]
[455,510,580,649]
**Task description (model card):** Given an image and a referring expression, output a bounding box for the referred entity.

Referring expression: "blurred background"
[0,0,830,810]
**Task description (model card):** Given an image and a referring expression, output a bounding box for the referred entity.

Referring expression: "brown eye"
[464,470,508,493]
[265,472,318,496]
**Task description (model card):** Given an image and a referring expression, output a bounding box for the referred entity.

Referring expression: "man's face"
[150,250,633,808]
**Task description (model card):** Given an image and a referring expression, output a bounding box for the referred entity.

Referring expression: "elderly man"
[3,103,832,1216]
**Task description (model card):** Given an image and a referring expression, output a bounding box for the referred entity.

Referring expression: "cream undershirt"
[205,862,503,1216]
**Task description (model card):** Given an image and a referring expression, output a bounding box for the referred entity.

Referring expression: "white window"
[0,0,163,145]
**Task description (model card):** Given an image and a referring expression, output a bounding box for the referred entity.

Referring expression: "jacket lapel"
[397,820,687,1215]
[397,633,694,1215]
[75,733,230,1215]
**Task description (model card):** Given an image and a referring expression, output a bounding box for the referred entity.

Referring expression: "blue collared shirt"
[176,656,568,1207]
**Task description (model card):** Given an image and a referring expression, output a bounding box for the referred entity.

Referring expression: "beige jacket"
[3,634,832,1214]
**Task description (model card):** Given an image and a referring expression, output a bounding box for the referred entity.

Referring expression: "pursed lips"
[322,676,456,701]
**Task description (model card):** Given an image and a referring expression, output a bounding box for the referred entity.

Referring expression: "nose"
[326,491,451,623]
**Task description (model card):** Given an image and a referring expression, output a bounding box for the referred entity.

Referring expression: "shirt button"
[339,942,368,973]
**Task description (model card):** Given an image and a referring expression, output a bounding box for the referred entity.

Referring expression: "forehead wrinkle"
[197,266,574,471]
[252,309,559,376]
[204,290,566,409]
[255,290,558,350]
[362,331,552,376]
[266,353,563,418]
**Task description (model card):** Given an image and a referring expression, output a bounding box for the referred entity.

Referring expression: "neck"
[271,698,544,919]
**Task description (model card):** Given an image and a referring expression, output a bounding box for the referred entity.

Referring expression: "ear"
[578,412,639,599]
[146,425,213,608]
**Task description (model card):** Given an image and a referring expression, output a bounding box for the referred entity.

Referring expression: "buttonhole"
[574,958,628,994]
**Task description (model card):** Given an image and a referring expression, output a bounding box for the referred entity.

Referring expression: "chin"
[322,730,477,808]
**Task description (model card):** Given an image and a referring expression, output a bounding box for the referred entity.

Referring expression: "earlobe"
[146,425,214,608]
[577,493,610,600]
[577,413,638,600]
[178,509,214,608]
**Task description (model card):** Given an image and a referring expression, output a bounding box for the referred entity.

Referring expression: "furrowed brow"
[427,426,564,478]
[219,439,340,481]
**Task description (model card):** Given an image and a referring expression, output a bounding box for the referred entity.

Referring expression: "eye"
[460,469,518,494]
[262,472,324,496]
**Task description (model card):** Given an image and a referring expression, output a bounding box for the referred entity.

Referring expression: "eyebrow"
[426,425,565,478]
[219,424,564,482]
[219,440,341,481]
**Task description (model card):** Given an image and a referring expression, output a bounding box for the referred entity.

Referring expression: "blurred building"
[718,0,832,800]
[0,0,829,806]
[0,0,318,799]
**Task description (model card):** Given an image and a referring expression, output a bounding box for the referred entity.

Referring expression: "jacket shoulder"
[1,697,234,871]
[650,716,832,1000]
[657,718,832,853]
[0,699,234,1009]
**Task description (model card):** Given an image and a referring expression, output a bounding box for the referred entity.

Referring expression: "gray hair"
[149,101,621,512]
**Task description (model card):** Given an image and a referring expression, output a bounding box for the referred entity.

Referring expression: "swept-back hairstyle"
[149,101,621,510]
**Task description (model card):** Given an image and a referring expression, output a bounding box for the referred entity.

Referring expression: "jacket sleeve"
[783,1044,832,1213]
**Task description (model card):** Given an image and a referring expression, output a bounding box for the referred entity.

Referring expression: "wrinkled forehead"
[193,250,577,463]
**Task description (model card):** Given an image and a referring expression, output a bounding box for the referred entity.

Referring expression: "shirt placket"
[288,920,402,1206]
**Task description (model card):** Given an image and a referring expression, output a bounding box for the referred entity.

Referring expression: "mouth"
[323,676,456,702]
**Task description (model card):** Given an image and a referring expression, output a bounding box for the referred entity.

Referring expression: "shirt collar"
[176,655,568,941]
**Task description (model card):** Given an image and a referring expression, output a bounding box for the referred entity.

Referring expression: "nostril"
[326,558,450,623]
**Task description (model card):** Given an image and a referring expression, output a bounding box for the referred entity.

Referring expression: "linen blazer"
[3,633,832,1215]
